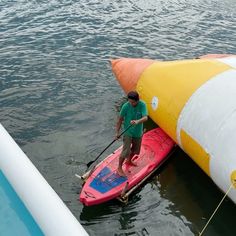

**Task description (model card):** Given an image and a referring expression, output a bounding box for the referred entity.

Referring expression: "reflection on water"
[1,0,236,235]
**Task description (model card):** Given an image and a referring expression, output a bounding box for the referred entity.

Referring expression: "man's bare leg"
[117,156,126,176]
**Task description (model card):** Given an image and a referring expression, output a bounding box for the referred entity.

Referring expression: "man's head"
[127,91,139,106]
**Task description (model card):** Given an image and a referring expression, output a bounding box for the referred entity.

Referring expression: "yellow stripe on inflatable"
[137,59,231,141]
[231,170,236,188]
[181,129,210,176]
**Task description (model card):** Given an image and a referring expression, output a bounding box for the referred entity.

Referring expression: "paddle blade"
[86,161,94,169]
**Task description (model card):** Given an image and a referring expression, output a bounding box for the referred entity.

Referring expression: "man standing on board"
[116,91,148,176]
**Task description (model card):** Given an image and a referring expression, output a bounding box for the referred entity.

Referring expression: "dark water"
[1,1,236,235]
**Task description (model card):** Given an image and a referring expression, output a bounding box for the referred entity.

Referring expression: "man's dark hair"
[127,91,139,101]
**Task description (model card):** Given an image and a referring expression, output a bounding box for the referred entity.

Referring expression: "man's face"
[128,99,138,107]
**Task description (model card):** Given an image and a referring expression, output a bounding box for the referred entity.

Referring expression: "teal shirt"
[120,100,148,138]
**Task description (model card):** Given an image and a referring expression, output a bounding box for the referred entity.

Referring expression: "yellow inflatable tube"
[111,54,236,203]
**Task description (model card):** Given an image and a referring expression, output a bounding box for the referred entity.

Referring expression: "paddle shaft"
[86,124,132,168]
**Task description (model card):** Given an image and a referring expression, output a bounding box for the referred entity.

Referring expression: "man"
[116,91,148,176]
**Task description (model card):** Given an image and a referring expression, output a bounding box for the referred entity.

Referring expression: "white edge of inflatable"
[0,124,89,236]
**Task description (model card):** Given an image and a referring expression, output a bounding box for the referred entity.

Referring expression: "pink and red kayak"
[79,128,175,206]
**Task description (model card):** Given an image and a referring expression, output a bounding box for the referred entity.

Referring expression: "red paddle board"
[79,128,175,206]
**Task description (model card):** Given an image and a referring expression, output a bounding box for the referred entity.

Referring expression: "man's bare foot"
[117,168,126,177]
[126,160,137,166]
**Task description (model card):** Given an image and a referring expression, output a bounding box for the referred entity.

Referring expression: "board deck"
[79,128,175,206]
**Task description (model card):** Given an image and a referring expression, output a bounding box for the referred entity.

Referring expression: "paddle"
[86,124,133,169]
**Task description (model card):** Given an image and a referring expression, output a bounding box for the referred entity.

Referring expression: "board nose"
[110,58,154,94]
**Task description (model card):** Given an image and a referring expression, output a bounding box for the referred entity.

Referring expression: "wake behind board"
[79,128,175,206]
